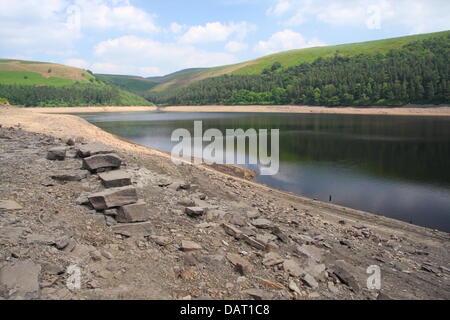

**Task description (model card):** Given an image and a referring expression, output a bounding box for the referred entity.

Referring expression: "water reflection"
[80,111,450,232]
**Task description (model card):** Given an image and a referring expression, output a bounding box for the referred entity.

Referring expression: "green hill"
[149,30,450,92]
[145,32,449,106]
[0,59,152,107]
[95,74,159,93]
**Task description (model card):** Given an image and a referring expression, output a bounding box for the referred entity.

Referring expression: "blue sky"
[1,0,449,76]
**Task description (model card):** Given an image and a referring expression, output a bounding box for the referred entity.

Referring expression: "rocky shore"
[0,106,449,300]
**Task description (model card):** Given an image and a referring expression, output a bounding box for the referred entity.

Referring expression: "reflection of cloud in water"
[258,161,450,231]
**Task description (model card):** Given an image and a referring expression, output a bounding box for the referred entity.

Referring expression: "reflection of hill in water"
[92,113,450,188]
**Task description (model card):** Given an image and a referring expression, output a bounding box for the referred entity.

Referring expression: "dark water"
[79,111,450,232]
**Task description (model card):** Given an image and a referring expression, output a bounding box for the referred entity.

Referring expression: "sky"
[0,0,449,77]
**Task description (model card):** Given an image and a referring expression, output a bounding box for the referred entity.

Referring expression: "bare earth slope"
[0,106,449,300]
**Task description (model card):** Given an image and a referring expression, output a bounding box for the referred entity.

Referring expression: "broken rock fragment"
[47,147,66,161]
[181,240,202,252]
[77,142,115,158]
[0,200,23,211]
[50,170,88,182]
[222,223,243,239]
[283,259,304,277]
[98,170,132,188]
[88,186,138,210]
[0,260,41,299]
[116,201,149,223]
[226,253,253,275]
[185,207,207,218]
[251,218,272,229]
[82,154,122,173]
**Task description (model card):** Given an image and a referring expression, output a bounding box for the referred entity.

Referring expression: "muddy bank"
[0,106,449,300]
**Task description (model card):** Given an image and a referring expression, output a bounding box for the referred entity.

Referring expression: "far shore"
[15,104,450,117]
[161,105,450,117]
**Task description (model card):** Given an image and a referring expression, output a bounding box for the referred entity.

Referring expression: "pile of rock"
[47,142,150,224]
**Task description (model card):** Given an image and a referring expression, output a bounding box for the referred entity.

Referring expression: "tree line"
[145,35,449,106]
[0,82,150,107]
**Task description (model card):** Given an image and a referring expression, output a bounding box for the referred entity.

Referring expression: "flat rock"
[98,170,132,188]
[262,252,284,267]
[150,236,172,246]
[47,147,66,161]
[330,260,360,292]
[50,170,88,182]
[116,201,149,223]
[112,222,153,238]
[226,253,253,275]
[283,259,304,277]
[291,234,316,245]
[0,260,41,299]
[256,233,277,245]
[26,234,55,245]
[0,200,23,210]
[271,226,289,243]
[222,223,243,239]
[0,227,26,242]
[77,142,115,158]
[251,218,272,229]
[178,199,196,207]
[88,186,138,210]
[242,235,266,250]
[185,207,207,217]
[230,214,247,227]
[244,288,272,300]
[295,245,324,263]
[302,273,319,289]
[289,280,302,295]
[82,154,122,172]
[169,181,190,191]
[181,240,202,252]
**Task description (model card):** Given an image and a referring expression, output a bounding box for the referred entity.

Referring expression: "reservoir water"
[79,111,450,232]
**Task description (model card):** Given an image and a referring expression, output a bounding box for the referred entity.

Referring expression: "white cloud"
[255,29,326,55]
[225,41,248,53]
[74,0,159,33]
[65,58,89,69]
[92,35,238,76]
[179,21,256,44]
[268,0,450,33]
[169,22,186,34]
[0,0,159,57]
[267,0,293,16]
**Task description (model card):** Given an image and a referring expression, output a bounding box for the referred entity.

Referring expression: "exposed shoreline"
[161,105,450,117]
[1,105,449,300]
[1,105,448,236]
[18,104,450,117]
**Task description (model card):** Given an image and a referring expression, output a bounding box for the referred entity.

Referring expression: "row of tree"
[145,35,449,106]
[0,83,144,107]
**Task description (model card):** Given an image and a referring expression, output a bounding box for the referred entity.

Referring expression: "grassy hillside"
[0,59,152,107]
[0,59,95,84]
[95,74,158,93]
[150,30,450,92]
[146,34,449,107]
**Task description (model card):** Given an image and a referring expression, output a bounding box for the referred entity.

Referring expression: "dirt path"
[0,106,449,300]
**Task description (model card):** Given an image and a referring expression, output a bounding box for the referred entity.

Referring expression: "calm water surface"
[79,111,450,232]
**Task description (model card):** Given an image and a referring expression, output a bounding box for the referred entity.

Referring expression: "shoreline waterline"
[19,104,450,117]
